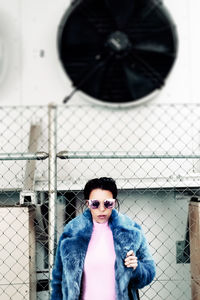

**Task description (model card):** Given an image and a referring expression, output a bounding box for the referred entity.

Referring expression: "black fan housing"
[58,0,178,105]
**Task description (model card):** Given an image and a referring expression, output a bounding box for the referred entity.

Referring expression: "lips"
[98,215,106,219]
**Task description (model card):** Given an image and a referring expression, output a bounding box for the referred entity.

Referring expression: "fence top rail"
[1,102,200,109]
[56,150,200,160]
[1,151,200,161]
[0,152,49,161]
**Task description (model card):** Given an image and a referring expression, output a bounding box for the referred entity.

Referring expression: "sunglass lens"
[91,200,99,209]
[104,200,114,209]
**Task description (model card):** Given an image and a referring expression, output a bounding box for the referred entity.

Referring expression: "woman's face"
[87,188,115,223]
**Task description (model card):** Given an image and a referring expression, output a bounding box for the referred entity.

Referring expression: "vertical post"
[24,124,41,191]
[189,199,200,300]
[48,103,57,289]
[29,206,37,300]
[20,123,41,205]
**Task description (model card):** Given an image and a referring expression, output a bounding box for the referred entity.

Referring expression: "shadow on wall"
[0,11,20,95]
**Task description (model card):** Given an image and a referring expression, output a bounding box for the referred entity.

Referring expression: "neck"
[93,219,108,226]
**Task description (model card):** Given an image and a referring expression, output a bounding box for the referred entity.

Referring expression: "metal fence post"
[48,103,57,289]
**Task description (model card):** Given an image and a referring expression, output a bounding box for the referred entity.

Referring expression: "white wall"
[0,0,199,106]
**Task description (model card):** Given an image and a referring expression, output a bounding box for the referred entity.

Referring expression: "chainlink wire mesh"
[0,103,200,300]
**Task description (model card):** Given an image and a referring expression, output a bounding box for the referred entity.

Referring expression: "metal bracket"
[20,191,36,205]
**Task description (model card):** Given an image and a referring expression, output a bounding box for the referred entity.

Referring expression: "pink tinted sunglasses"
[87,199,115,209]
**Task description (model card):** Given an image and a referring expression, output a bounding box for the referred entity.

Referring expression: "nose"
[99,202,105,212]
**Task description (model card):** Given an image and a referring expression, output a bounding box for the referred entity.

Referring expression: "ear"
[86,200,89,207]
[114,199,118,209]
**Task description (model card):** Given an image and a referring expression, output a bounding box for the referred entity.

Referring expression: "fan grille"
[58,0,178,104]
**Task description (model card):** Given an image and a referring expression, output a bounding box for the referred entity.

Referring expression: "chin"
[95,216,109,223]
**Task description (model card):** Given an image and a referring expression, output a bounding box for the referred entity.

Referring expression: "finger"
[125,254,137,262]
[125,260,138,269]
[126,250,134,257]
[124,257,137,264]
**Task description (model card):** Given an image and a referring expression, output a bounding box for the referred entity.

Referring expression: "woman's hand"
[124,250,138,270]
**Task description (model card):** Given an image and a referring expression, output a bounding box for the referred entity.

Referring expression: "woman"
[51,177,156,300]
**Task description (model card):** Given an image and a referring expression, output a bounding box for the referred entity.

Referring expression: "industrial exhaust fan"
[58,0,178,106]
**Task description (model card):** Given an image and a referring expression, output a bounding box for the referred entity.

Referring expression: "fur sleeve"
[50,234,64,300]
[130,231,156,289]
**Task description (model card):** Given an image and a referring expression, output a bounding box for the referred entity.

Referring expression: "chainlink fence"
[0,103,200,300]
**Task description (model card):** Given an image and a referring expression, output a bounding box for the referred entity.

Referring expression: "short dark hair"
[83,177,118,199]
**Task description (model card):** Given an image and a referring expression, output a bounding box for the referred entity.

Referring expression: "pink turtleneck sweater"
[82,220,116,300]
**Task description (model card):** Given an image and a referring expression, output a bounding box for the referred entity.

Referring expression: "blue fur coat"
[51,209,156,300]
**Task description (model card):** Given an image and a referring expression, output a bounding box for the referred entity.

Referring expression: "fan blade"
[59,21,102,46]
[132,48,175,79]
[59,11,105,72]
[75,55,112,99]
[133,42,174,56]
[105,0,135,29]
[60,44,102,62]
[81,65,106,98]
[131,26,176,52]
[122,62,159,100]
[79,0,116,36]
[63,55,109,102]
